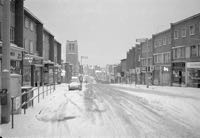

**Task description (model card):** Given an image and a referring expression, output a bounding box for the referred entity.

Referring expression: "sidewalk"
[111,83,200,99]
[0,84,67,137]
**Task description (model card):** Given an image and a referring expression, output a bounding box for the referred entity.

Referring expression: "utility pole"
[1,0,11,123]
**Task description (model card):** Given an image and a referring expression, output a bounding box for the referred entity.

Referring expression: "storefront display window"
[188,69,200,88]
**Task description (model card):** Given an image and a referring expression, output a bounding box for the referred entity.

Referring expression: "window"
[0,0,3,5]
[10,27,15,43]
[181,28,186,37]
[29,40,34,53]
[189,25,195,35]
[163,37,167,45]
[24,39,29,51]
[30,22,34,31]
[25,18,29,29]
[0,22,2,41]
[173,49,177,59]
[191,45,197,57]
[168,37,171,44]
[10,1,15,13]
[174,30,179,39]
[164,52,170,63]
[199,22,200,33]
[198,44,200,56]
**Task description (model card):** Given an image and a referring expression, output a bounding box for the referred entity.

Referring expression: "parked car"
[68,76,82,91]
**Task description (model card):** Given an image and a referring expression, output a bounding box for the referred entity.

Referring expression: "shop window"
[189,25,195,35]
[181,27,186,37]
[174,30,179,39]
[191,45,197,57]
[10,27,15,43]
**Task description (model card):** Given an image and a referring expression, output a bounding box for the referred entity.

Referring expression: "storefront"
[186,62,200,88]
[23,54,43,86]
[172,62,185,86]
[44,60,54,85]
[160,65,171,86]
[153,65,160,85]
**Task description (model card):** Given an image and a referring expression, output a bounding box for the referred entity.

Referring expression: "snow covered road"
[1,83,200,138]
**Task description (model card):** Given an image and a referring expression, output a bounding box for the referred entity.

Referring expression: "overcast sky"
[25,0,200,66]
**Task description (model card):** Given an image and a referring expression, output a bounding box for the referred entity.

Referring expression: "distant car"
[68,76,82,91]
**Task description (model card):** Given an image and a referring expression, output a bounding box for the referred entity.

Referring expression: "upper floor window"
[10,27,15,43]
[24,39,29,51]
[181,27,186,37]
[199,22,200,33]
[25,18,29,29]
[168,36,171,44]
[10,1,15,13]
[0,22,2,41]
[30,22,34,31]
[0,0,3,5]
[189,25,195,35]
[164,52,170,63]
[163,37,167,45]
[198,44,200,56]
[173,47,185,59]
[174,30,179,39]
[191,45,197,57]
[29,40,34,54]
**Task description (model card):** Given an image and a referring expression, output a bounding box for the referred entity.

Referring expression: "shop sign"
[186,62,200,68]
[162,66,169,72]
[129,69,135,74]
[141,67,147,73]
[10,49,22,60]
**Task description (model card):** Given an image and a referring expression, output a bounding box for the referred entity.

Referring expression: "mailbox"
[0,89,8,105]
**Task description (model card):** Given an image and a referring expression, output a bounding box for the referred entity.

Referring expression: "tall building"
[66,40,79,76]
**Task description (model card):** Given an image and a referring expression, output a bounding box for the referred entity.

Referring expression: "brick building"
[171,13,200,87]
[66,40,79,76]
[152,29,171,86]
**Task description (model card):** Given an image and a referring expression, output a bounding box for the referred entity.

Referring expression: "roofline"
[24,7,43,24]
[43,27,54,37]
[153,28,171,36]
[172,13,200,25]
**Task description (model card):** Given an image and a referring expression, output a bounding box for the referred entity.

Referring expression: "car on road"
[68,76,82,91]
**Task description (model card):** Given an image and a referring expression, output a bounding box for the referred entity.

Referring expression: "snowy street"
[1,83,200,138]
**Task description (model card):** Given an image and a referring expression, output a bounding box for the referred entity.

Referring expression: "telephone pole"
[1,0,11,123]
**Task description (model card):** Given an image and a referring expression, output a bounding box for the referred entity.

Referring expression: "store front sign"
[10,49,22,60]
[136,67,140,74]
[187,62,200,68]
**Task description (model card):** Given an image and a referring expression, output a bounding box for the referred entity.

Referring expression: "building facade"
[66,40,79,76]
[152,29,171,86]
[171,13,200,87]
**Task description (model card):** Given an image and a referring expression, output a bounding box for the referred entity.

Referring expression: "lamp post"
[1,0,11,124]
